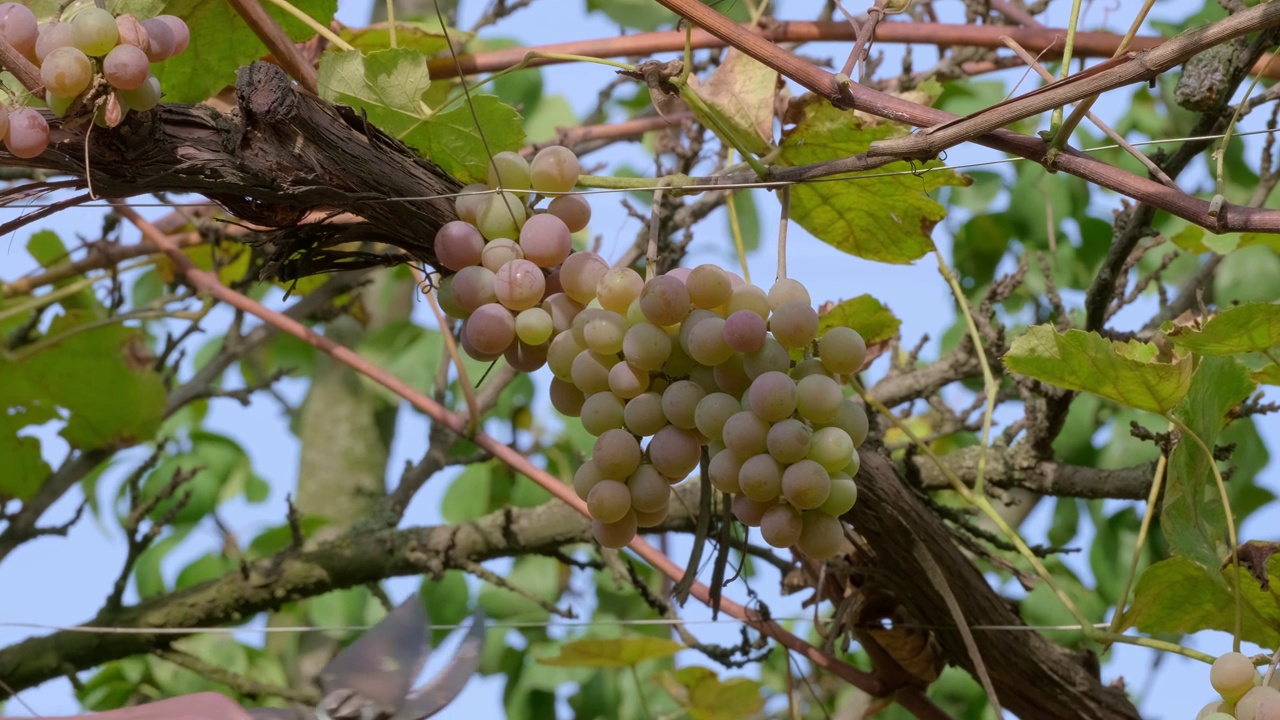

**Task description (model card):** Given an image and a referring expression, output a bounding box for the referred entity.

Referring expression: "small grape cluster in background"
[0,2,189,158]
[432,147,869,558]
[1199,652,1280,720]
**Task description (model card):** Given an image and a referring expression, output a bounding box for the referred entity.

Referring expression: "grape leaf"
[775,96,968,264]
[1162,356,1255,569]
[151,0,338,104]
[539,637,683,668]
[656,666,764,720]
[686,48,777,155]
[818,294,901,345]
[318,49,525,183]
[1120,555,1280,648]
[1165,303,1280,355]
[1003,325,1193,414]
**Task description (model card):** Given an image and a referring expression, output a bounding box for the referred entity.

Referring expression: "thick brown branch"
[910,446,1156,500]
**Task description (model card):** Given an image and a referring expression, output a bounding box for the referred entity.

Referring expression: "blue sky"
[3,1,1278,718]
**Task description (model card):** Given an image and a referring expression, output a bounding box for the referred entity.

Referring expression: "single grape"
[455,183,489,224]
[627,463,670,513]
[546,194,591,233]
[541,292,582,334]
[451,265,498,313]
[826,399,870,447]
[820,473,858,516]
[547,332,583,380]
[622,322,673,372]
[795,374,843,424]
[694,392,741,442]
[743,337,791,379]
[797,510,844,559]
[114,14,148,49]
[687,264,732,309]
[791,357,834,382]
[623,392,667,436]
[596,266,644,315]
[1212,652,1260,703]
[782,459,831,510]
[722,309,766,353]
[808,426,855,473]
[708,449,744,494]
[119,74,161,111]
[464,303,516,356]
[140,17,175,61]
[723,410,770,458]
[760,504,803,549]
[573,459,605,500]
[731,494,775,527]
[592,511,637,549]
[1238,686,1280,720]
[0,3,37,57]
[748,371,799,423]
[476,191,527,240]
[768,278,811,309]
[639,274,692,326]
[738,453,784,502]
[480,237,523,272]
[634,503,669,529]
[594,428,642,479]
[550,377,586,417]
[435,221,485,271]
[608,361,649,399]
[530,145,580,193]
[771,301,820,349]
[767,418,813,464]
[3,108,49,159]
[41,46,92,98]
[581,310,627,355]
[684,316,735,367]
[662,380,707,430]
[571,350,614,395]
[560,251,609,305]
[458,327,501,362]
[587,479,631,523]
[648,425,701,479]
[155,15,190,55]
[504,339,547,372]
[102,44,150,91]
[518,212,573,268]
[35,22,73,62]
[819,326,868,375]
[515,307,554,346]
[727,284,771,319]
[494,258,545,312]
[580,392,626,436]
[71,7,118,56]
[487,151,532,194]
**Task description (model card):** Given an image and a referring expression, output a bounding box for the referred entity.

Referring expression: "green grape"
[582,310,628,355]
[684,316,735,367]
[808,426,854,473]
[547,332,583,380]
[687,264,732,309]
[596,266,644,315]
[581,392,626,436]
[119,75,161,111]
[476,191,527,240]
[819,326,867,374]
[738,453,783,502]
[455,183,489,224]
[694,392,741,441]
[1213,652,1260,703]
[41,46,92,98]
[743,337,791,379]
[608,361,650,399]
[623,392,667,437]
[819,473,858,516]
[727,283,771,320]
[770,301,819,349]
[623,322,673,371]
[768,278,811,309]
[571,350,614,395]
[661,380,706,430]
[797,510,843,559]
[70,7,117,56]
[480,237,523,272]
[487,150,532,194]
[796,374,843,423]
[515,307,554,346]
[826,399,870,448]
[634,503,669,529]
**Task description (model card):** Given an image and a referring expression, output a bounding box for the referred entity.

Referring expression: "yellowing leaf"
[818,294,901,345]
[776,96,967,264]
[1003,325,1192,414]
[1166,303,1280,356]
[538,637,683,668]
[657,666,765,720]
[686,48,777,155]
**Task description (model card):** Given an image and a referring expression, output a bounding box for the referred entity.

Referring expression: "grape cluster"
[0,3,188,158]
[1198,652,1280,720]
[433,147,868,558]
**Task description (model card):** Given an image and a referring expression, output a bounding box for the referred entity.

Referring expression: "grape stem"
[776,186,790,281]
[385,0,397,49]
[646,184,665,281]
[724,153,752,283]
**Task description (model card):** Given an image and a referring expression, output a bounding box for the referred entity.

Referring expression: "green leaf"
[1121,555,1280,648]
[1090,507,1149,605]
[1003,325,1193,414]
[539,637,683,668]
[775,97,967,263]
[1162,356,1256,568]
[420,570,470,644]
[318,49,524,183]
[478,555,562,622]
[152,0,337,104]
[585,0,676,30]
[658,666,765,720]
[135,432,265,525]
[441,460,499,522]
[817,294,901,346]
[1166,304,1280,355]
[686,48,777,155]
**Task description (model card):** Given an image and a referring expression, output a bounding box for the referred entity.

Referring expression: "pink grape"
[722,411,769,458]
[767,418,812,464]
[4,108,49,159]
[712,354,751,397]
[684,316,734,367]
[687,364,720,395]
[587,480,631,523]
[639,274,691,326]
[519,212,572,268]
[760,504,803,548]
[770,301,819,349]
[494,258,546,311]
[782,459,831,510]
[140,17,175,60]
[608,361,649,399]
[103,44,150,91]
[723,309,766,353]
[454,183,489,224]
[748,371,798,423]
[529,145,580,193]
[648,426,701,479]
[434,221,485,271]
[627,463,670,513]
[504,339,547,372]
[115,14,148,50]
[155,15,189,55]
[119,75,161,111]
[550,377,585,417]
[463,303,516,356]
[35,22,73,63]
[0,3,37,57]
[71,7,118,56]
[738,453,783,502]
[634,503,669,529]
[546,194,591,232]
[459,327,501,362]
[743,337,791,379]
[707,449,744,493]
[592,512,637,549]
[594,428,642,479]
[560,251,608,305]
[451,265,498,313]
[731,494,774,527]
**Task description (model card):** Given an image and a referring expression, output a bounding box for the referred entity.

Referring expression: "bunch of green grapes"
[0,3,189,158]
[1197,652,1280,720]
